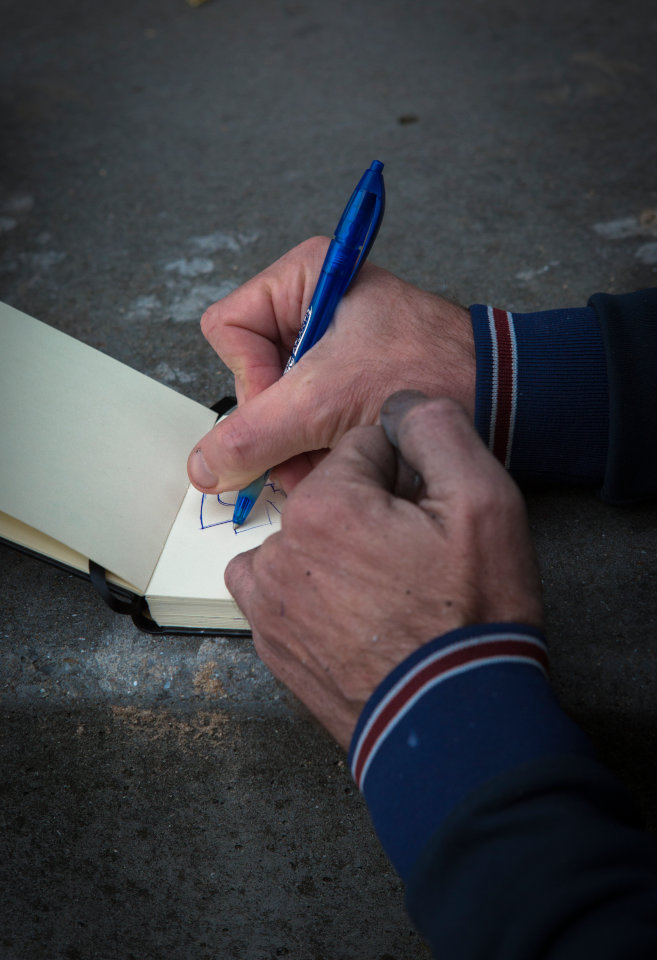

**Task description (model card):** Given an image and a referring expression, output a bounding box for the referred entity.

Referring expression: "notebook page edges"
[145,480,286,624]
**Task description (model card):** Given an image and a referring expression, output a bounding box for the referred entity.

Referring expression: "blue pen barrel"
[292,262,348,355]
[234,160,385,526]
[335,192,378,248]
[321,237,361,276]
[290,163,384,362]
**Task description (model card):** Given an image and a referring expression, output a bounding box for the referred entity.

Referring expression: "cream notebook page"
[145,480,285,624]
[0,302,217,594]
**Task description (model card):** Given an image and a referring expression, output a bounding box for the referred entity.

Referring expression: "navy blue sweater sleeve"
[590,289,657,502]
[349,624,657,958]
[346,288,657,957]
[470,288,657,501]
[348,624,595,880]
[406,755,657,959]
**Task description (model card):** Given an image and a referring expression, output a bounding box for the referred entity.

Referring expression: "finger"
[224,547,259,619]
[202,283,289,403]
[385,394,506,503]
[382,394,543,628]
[188,357,336,492]
[301,423,398,498]
[201,238,330,402]
[379,390,431,449]
[379,390,428,500]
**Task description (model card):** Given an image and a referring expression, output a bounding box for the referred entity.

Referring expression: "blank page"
[0,302,217,593]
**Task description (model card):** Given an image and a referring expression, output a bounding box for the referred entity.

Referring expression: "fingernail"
[189,447,219,489]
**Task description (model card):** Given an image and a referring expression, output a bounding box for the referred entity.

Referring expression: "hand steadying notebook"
[0,300,284,633]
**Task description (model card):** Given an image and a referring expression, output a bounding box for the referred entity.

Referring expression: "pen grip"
[320,236,361,275]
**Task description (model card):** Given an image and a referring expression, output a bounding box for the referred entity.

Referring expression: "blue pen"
[232,160,386,528]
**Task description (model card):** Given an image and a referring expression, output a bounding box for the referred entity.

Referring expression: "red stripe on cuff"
[352,636,548,790]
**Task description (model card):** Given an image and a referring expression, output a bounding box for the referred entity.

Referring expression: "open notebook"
[0,301,284,633]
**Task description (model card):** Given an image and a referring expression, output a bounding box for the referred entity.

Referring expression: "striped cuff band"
[350,626,548,792]
[484,306,518,469]
[471,303,609,484]
[348,623,594,881]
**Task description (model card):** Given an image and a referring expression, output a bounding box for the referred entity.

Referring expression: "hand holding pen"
[187,185,476,505]
[232,161,385,526]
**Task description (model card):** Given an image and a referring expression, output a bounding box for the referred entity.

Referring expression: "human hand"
[225,393,543,750]
[187,237,475,495]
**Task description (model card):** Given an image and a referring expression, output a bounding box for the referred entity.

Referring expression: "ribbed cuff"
[348,623,594,882]
[470,304,609,485]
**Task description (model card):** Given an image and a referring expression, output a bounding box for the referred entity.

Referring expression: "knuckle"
[252,534,282,584]
[292,236,332,277]
[248,538,292,613]
[285,477,358,542]
[399,396,468,449]
[463,471,525,525]
[300,235,331,257]
[316,491,358,530]
[417,396,465,431]
[283,487,329,536]
[335,423,374,456]
[200,303,221,341]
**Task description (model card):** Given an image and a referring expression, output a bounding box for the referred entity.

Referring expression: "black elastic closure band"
[88,561,169,633]
[88,561,144,615]
[210,396,237,418]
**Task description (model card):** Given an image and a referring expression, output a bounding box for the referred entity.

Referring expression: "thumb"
[188,364,324,493]
[380,392,504,502]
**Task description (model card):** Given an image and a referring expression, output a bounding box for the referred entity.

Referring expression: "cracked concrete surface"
[1,1,657,957]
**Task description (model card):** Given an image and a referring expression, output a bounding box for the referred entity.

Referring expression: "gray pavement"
[1,1,657,957]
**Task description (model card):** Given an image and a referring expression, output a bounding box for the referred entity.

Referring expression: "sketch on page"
[199,481,286,534]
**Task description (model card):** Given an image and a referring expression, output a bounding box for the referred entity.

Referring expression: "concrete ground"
[1,1,657,957]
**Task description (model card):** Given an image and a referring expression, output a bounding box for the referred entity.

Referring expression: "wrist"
[438,299,476,418]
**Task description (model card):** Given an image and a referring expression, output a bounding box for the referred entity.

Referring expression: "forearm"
[348,623,593,880]
[406,754,657,959]
[349,623,657,958]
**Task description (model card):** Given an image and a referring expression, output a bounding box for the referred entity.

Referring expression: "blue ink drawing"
[199,481,285,534]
